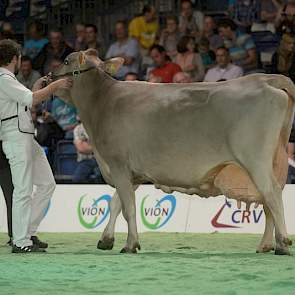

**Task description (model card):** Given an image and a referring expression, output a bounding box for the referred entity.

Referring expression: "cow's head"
[52,49,124,103]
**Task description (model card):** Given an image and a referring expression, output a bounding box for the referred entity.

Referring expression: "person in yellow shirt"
[129,5,159,54]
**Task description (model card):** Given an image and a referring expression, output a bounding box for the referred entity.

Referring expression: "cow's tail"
[267,75,295,146]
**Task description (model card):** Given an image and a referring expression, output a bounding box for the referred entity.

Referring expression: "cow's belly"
[149,139,288,204]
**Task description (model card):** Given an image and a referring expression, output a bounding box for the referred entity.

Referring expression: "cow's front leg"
[256,204,275,253]
[115,178,140,253]
[97,191,121,250]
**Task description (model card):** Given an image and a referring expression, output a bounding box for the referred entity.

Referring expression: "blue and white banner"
[0,185,294,233]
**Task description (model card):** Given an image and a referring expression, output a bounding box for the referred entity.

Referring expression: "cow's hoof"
[97,237,114,250]
[283,238,293,246]
[274,248,291,256]
[256,244,274,253]
[120,243,141,254]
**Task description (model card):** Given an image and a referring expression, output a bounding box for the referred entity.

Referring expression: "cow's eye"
[64,60,69,65]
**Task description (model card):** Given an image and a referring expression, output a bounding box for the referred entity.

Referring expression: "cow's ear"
[102,57,124,75]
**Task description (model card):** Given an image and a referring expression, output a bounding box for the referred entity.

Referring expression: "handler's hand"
[52,78,73,90]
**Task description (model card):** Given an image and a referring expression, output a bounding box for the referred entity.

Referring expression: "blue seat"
[56,140,76,155]
[251,31,279,53]
[56,154,78,176]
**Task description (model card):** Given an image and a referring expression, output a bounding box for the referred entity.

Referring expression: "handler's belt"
[1,115,18,122]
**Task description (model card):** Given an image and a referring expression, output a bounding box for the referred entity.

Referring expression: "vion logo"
[140,194,176,230]
[78,194,111,229]
[211,199,263,228]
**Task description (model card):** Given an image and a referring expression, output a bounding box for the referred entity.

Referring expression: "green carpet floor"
[0,233,294,295]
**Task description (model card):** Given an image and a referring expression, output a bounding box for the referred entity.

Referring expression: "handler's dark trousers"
[0,141,13,238]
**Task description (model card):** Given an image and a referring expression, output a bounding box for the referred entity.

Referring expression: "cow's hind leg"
[251,172,291,255]
[97,191,121,250]
[256,204,275,253]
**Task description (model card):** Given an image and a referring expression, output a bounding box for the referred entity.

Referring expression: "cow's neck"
[73,68,116,125]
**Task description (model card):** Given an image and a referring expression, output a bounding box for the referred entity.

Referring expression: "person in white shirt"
[204,47,244,82]
[0,39,72,253]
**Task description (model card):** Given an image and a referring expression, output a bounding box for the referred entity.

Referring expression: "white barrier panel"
[0,185,295,233]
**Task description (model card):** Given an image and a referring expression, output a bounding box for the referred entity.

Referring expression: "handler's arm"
[32,78,72,107]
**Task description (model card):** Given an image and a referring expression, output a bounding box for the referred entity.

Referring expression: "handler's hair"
[0,39,21,67]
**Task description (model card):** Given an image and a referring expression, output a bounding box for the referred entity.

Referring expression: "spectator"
[198,37,216,71]
[23,21,48,60]
[175,36,205,82]
[159,15,183,60]
[218,18,257,73]
[276,0,295,35]
[73,122,103,183]
[41,59,78,139]
[125,72,139,81]
[173,71,193,83]
[16,56,41,90]
[272,33,295,83]
[105,20,140,80]
[47,97,78,139]
[179,0,204,38]
[73,23,87,51]
[128,5,159,59]
[231,0,261,33]
[33,28,73,75]
[204,47,244,82]
[85,24,103,54]
[254,0,283,33]
[148,44,182,83]
[0,22,15,40]
[202,16,223,51]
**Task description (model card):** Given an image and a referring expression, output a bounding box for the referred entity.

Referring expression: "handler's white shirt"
[0,67,33,139]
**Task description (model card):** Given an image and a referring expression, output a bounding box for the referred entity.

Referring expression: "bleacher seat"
[56,154,78,176]
[56,140,76,155]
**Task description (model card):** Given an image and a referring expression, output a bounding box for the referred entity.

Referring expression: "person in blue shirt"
[23,21,48,60]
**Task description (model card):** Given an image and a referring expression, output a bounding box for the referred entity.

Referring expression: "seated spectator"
[179,0,204,38]
[72,23,87,51]
[105,20,140,80]
[276,0,295,35]
[16,56,41,90]
[204,47,243,82]
[272,33,295,82]
[159,15,183,60]
[23,21,48,60]
[231,0,261,33]
[125,72,139,81]
[33,28,73,75]
[148,45,182,83]
[175,36,205,81]
[218,18,257,73]
[128,4,159,66]
[73,121,103,183]
[0,21,15,40]
[85,24,103,55]
[253,0,283,33]
[202,16,223,51]
[49,97,78,139]
[198,37,216,71]
[173,71,193,83]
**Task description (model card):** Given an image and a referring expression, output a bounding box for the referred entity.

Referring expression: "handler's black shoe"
[6,238,12,247]
[31,236,48,249]
[12,244,46,253]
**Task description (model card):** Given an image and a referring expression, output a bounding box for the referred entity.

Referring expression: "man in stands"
[106,20,140,80]
[17,56,41,90]
[218,18,257,73]
[204,47,243,82]
[148,44,182,83]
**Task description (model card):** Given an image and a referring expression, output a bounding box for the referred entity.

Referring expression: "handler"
[0,141,13,245]
[0,39,72,253]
